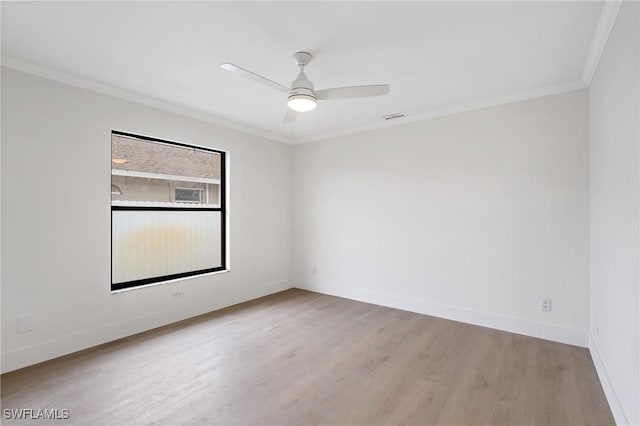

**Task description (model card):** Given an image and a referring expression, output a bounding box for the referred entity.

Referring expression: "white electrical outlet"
[17,314,34,334]
[540,298,552,312]
[312,266,317,276]
[171,291,183,299]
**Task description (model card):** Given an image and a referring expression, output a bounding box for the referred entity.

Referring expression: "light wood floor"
[2,289,614,425]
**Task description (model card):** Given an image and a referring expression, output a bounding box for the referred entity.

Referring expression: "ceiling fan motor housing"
[288,76,316,112]
[290,52,316,101]
[290,68,316,100]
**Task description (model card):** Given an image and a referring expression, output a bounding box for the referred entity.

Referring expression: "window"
[174,188,204,204]
[111,131,226,291]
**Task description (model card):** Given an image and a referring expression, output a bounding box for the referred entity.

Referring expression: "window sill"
[110,269,230,294]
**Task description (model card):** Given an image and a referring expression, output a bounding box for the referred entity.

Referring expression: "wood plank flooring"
[1,289,614,425]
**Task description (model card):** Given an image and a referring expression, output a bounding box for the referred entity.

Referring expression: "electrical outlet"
[17,314,34,334]
[540,298,552,312]
[171,291,183,299]
[312,266,317,276]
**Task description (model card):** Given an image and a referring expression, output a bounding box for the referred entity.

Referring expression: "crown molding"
[1,56,292,145]
[582,1,622,85]
[294,80,587,144]
[1,56,590,147]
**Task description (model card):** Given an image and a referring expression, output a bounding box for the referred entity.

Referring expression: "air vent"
[382,113,407,121]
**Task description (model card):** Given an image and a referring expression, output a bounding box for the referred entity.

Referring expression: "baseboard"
[296,281,588,347]
[589,332,631,425]
[1,280,292,374]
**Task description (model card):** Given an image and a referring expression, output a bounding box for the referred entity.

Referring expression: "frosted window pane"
[112,210,222,284]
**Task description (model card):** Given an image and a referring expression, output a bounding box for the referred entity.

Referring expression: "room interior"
[1,1,638,425]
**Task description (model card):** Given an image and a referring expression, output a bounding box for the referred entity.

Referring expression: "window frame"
[110,130,227,292]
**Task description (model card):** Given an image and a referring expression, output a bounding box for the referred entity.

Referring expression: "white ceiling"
[2,1,604,144]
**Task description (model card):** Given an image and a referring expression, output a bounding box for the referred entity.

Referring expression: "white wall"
[588,2,640,425]
[293,90,590,347]
[1,68,293,373]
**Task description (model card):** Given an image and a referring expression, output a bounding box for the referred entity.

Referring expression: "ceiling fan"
[220,52,390,123]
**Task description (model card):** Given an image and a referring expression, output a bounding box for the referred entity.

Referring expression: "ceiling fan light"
[287,95,317,112]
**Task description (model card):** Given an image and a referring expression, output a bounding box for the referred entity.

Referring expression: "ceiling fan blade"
[283,108,299,124]
[315,84,390,100]
[220,63,290,94]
